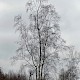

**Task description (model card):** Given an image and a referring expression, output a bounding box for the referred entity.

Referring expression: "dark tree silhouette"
[0,67,27,80]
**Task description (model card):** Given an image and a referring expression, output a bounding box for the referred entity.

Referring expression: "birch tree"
[13,0,66,80]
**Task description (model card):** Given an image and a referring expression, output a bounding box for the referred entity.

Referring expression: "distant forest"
[0,68,27,80]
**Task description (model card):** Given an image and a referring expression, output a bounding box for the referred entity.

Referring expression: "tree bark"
[36,67,38,80]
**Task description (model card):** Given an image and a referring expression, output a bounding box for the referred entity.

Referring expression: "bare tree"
[13,0,66,80]
[59,66,78,80]
[58,46,80,80]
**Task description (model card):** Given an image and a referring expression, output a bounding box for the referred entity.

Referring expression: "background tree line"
[0,67,27,80]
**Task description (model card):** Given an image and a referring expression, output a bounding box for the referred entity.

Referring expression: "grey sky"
[53,0,80,49]
[0,0,80,72]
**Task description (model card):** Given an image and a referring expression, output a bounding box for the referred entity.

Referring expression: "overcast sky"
[0,0,80,72]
